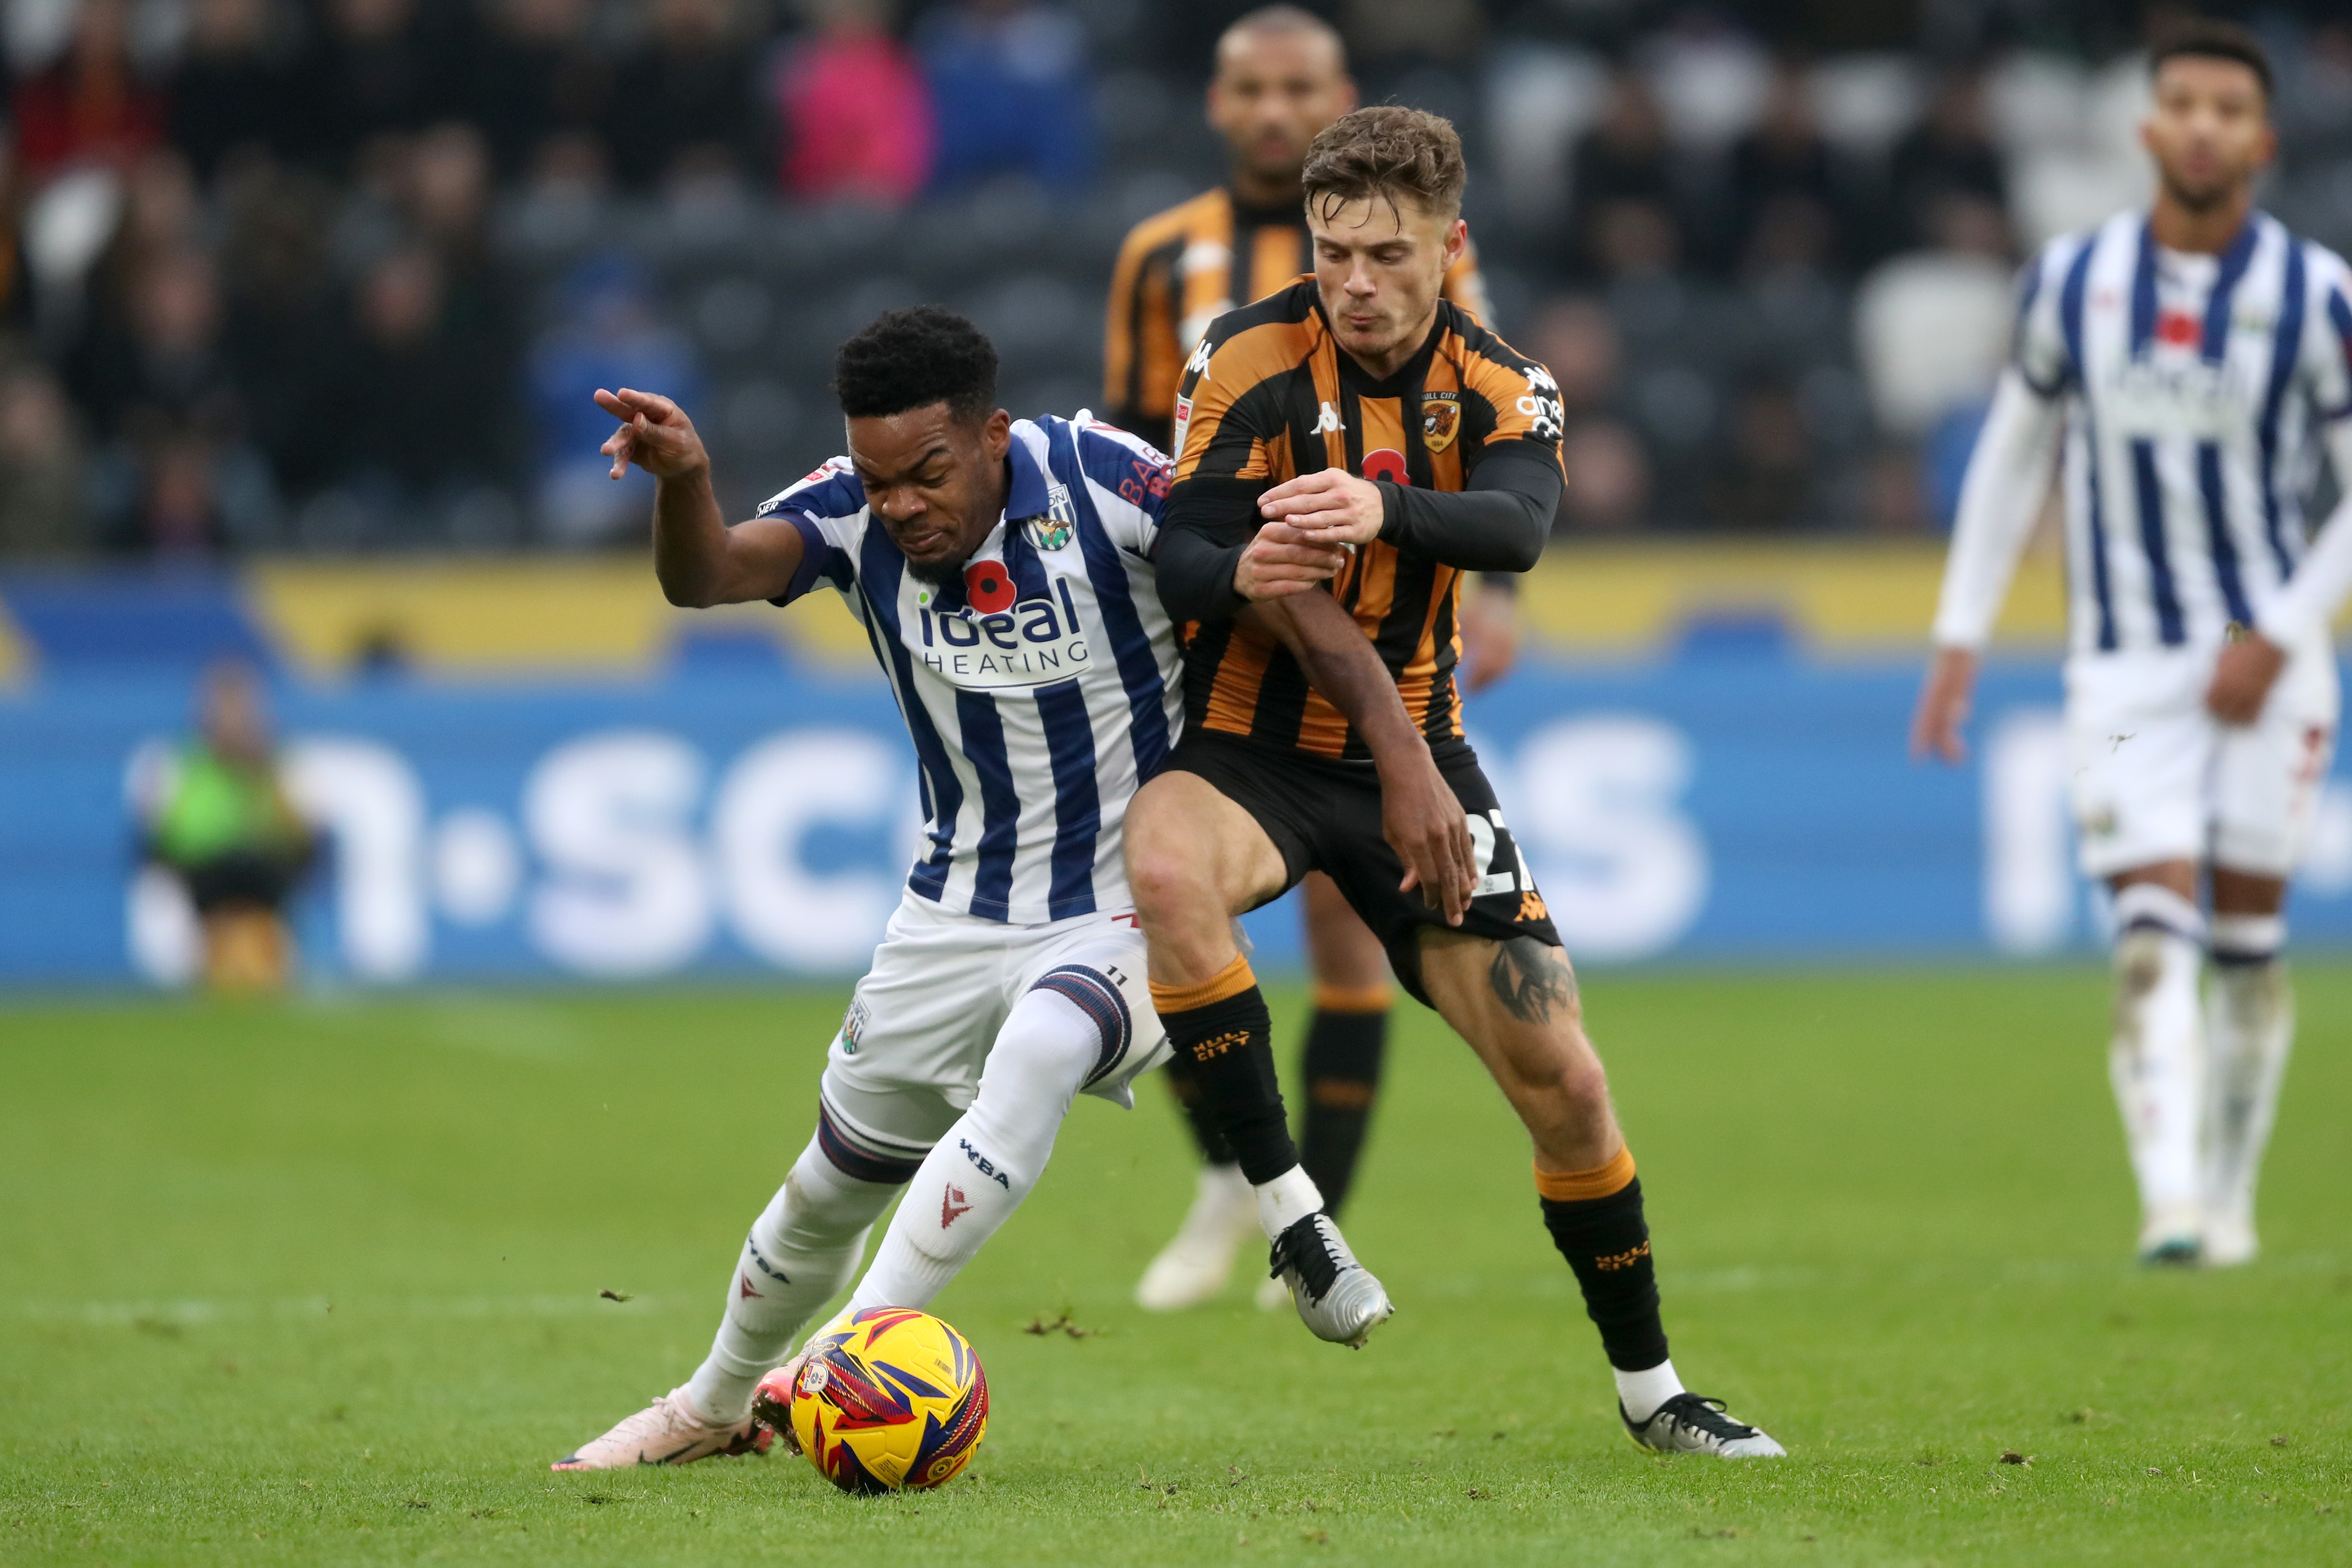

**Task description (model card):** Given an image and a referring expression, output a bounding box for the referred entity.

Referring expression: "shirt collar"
[1003,432,1051,524]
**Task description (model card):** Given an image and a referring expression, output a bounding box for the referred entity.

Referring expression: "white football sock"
[2108,885,2206,1237]
[2204,915,2293,1236]
[848,984,1105,1315]
[1615,1358,1684,1424]
[682,1139,899,1425]
[1253,1164,1325,1242]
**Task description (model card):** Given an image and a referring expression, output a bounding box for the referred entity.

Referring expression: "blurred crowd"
[1,0,2349,555]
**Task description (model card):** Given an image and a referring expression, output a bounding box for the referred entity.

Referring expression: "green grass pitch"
[4,967,2348,1566]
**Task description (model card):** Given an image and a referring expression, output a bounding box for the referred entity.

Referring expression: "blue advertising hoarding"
[6,655,2352,987]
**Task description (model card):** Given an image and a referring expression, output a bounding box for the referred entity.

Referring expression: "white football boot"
[1622,1393,1786,1458]
[2137,1201,2204,1267]
[551,1386,771,1471]
[1136,1163,1260,1310]
[1268,1212,1393,1346]
[2200,1201,2259,1268]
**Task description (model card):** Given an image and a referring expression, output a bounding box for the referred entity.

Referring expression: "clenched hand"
[1234,519,1349,601]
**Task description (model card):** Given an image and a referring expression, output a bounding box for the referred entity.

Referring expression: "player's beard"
[2157,154,2244,216]
[903,538,979,587]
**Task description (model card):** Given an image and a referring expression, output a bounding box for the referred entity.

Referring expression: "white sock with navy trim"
[848,986,1103,1316]
[2205,913,2292,1237]
[2109,884,2206,1241]
[684,1138,898,1424]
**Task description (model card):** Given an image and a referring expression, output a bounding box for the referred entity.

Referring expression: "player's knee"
[1503,1035,1608,1116]
[998,991,1107,1085]
[1125,840,1211,926]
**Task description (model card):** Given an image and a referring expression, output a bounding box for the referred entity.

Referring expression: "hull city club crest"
[1421,391,1461,454]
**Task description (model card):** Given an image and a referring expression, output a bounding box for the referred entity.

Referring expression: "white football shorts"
[812,895,1170,1179]
[2064,632,2339,880]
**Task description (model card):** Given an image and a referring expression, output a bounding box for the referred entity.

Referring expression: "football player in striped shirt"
[553,307,1457,1468]
[1129,107,1783,1457]
[1915,21,2352,1267]
[1105,1,1524,1316]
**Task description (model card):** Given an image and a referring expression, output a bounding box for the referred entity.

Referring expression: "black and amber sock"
[1536,1147,1669,1372]
[1150,954,1298,1185]
[1159,1045,1238,1166]
[1297,984,1391,1218]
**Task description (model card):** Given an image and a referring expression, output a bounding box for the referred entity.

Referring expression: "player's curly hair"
[1301,106,1467,226]
[833,305,999,426]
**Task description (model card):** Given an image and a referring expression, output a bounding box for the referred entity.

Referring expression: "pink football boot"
[550,1387,772,1471]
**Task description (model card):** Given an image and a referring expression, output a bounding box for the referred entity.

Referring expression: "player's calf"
[846,980,1111,1314]
[1417,928,1781,1456]
[2107,879,2207,1264]
[2203,910,2293,1267]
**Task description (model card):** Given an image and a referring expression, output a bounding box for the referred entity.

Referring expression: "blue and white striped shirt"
[759,414,1184,924]
[2013,210,2352,657]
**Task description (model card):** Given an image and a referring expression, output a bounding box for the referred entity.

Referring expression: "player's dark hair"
[2148,17,2272,100]
[1220,5,1344,64]
[1302,106,1467,225]
[833,305,999,426]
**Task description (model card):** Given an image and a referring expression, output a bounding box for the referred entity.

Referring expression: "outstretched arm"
[596,386,806,608]
[1244,591,1477,925]
[1911,370,2062,763]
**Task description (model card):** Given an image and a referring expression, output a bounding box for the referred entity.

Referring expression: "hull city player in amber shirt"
[1102,5,1521,1316]
[1125,107,1784,1458]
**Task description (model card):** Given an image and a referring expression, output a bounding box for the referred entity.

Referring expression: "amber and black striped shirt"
[1102,186,1491,449]
[1162,279,1564,762]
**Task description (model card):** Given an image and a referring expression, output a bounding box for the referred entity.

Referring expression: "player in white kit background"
[551,306,1416,1469]
[1914,20,2352,1267]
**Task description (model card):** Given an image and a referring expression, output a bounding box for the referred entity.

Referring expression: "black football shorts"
[1164,729,1562,1006]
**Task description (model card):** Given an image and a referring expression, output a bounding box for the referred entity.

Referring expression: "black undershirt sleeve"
[1153,476,1265,624]
[1375,445,1561,574]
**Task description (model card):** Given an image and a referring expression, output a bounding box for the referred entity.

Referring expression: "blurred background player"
[1105,2,1522,1314]
[136,659,315,990]
[1914,21,2352,1268]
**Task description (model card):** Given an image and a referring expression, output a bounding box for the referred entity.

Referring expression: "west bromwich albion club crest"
[1421,391,1461,454]
[1026,482,1078,550]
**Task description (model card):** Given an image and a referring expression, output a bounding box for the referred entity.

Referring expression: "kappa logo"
[1313,400,1344,434]
[941,1184,972,1228]
[1184,338,1213,379]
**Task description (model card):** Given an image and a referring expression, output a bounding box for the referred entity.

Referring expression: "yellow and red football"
[785,1307,988,1493]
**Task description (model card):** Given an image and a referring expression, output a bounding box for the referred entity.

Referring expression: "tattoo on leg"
[1487,937,1576,1024]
